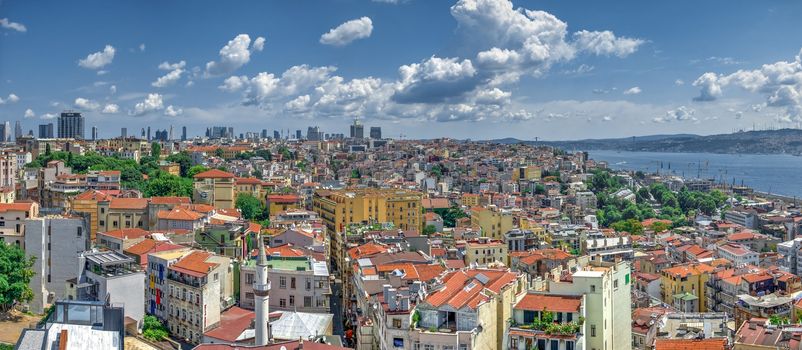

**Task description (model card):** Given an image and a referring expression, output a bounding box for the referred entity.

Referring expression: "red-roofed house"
[97,228,150,252]
[507,293,585,350]
[98,197,148,232]
[193,169,236,209]
[410,268,526,350]
[156,207,207,231]
[0,201,39,246]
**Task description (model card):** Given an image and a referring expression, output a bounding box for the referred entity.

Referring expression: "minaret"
[253,234,271,345]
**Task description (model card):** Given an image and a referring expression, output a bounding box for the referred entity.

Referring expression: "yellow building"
[159,162,181,176]
[312,188,423,270]
[461,193,480,207]
[511,165,542,181]
[193,169,236,209]
[234,177,264,201]
[70,190,114,241]
[470,206,513,240]
[464,237,508,266]
[97,197,149,232]
[660,263,715,312]
[102,137,150,154]
[266,194,301,216]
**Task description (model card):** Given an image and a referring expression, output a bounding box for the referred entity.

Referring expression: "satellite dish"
[280,347,287,350]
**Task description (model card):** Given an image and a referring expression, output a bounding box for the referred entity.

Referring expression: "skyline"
[1,0,802,140]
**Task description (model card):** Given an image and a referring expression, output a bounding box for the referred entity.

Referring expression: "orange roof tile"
[108,197,148,210]
[0,202,35,212]
[74,190,114,201]
[170,251,218,276]
[194,169,235,179]
[157,207,205,221]
[654,338,727,350]
[150,196,192,205]
[99,228,150,240]
[514,294,582,313]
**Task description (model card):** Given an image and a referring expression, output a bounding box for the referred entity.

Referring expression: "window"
[393,338,404,348]
[246,274,254,284]
[214,273,219,281]
[280,276,286,288]
[423,345,434,350]
[304,296,312,307]
[458,345,468,350]
[291,277,296,289]
[413,342,421,350]
[551,340,559,350]
[613,279,618,289]
[246,292,254,300]
[393,318,402,328]
[443,346,454,350]
[591,325,596,337]
[306,278,311,290]
[289,295,295,306]
[590,285,596,293]
[280,298,286,307]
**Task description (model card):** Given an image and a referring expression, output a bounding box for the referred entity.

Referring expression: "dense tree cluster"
[0,244,35,312]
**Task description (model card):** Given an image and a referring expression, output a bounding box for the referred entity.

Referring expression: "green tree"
[214,148,225,158]
[165,152,192,177]
[187,165,209,178]
[650,221,672,233]
[434,206,468,228]
[151,142,162,158]
[350,169,361,179]
[45,143,51,156]
[534,184,546,195]
[0,244,36,312]
[611,219,644,235]
[254,149,272,161]
[423,224,437,235]
[142,315,168,341]
[236,194,265,221]
[143,173,193,197]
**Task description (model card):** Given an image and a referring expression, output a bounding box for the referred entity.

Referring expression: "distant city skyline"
[1,0,802,140]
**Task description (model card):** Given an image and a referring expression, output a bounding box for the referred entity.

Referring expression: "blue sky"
[1,0,802,140]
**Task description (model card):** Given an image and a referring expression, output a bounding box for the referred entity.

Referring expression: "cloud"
[285,95,311,111]
[41,113,57,120]
[0,18,26,32]
[102,104,119,114]
[320,17,373,46]
[152,61,186,88]
[74,97,100,111]
[204,34,264,77]
[253,37,266,51]
[654,106,696,123]
[563,64,594,75]
[0,93,19,104]
[139,43,146,52]
[674,79,685,86]
[79,45,116,70]
[130,93,164,116]
[692,47,802,120]
[602,115,613,122]
[623,86,642,95]
[572,30,644,58]
[393,56,479,104]
[24,109,35,118]
[707,56,742,65]
[110,85,117,95]
[164,105,183,116]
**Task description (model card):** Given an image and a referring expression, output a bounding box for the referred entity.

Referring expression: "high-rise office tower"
[169,126,173,141]
[261,129,268,139]
[57,111,84,139]
[91,126,98,141]
[14,121,22,141]
[38,123,54,139]
[182,126,187,141]
[350,119,363,139]
[2,121,10,142]
[273,130,280,139]
[370,126,382,139]
[227,127,234,138]
[121,127,127,138]
[295,130,302,140]
[147,126,151,141]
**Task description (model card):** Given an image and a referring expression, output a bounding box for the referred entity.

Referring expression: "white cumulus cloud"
[24,108,35,118]
[623,86,641,95]
[204,34,263,77]
[0,18,26,32]
[573,30,644,58]
[102,104,119,114]
[320,17,373,46]
[0,93,19,104]
[164,105,183,116]
[78,45,116,70]
[130,93,164,116]
[74,97,100,111]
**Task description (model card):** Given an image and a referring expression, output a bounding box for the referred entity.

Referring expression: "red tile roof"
[267,194,301,203]
[0,202,36,212]
[150,196,192,205]
[74,190,114,201]
[194,169,235,179]
[514,294,582,313]
[157,207,205,221]
[654,338,727,350]
[425,269,519,310]
[348,242,389,260]
[170,251,218,277]
[203,306,254,342]
[235,177,262,185]
[192,340,350,350]
[108,197,148,210]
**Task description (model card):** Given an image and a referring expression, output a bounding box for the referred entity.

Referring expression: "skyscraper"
[121,127,127,138]
[169,125,173,141]
[370,126,382,139]
[147,126,151,141]
[14,121,22,141]
[350,119,364,139]
[91,126,98,141]
[38,124,54,139]
[261,129,268,139]
[2,121,10,142]
[295,130,302,140]
[57,112,84,139]
[273,130,280,139]
[181,126,187,141]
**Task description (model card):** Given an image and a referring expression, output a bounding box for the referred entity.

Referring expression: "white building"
[716,243,759,266]
[548,259,632,350]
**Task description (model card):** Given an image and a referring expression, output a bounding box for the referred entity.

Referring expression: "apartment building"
[70,190,114,241]
[0,201,38,247]
[193,169,236,209]
[548,259,632,350]
[470,205,513,240]
[165,251,234,344]
[97,197,149,232]
[660,263,714,312]
[145,246,192,321]
[71,250,145,324]
[25,214,90,314]
[239,255,331,313]
[463,237,508,266]
[507,293,585,350]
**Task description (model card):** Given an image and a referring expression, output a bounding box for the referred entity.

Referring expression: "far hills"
[486,129,802,155]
